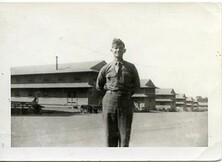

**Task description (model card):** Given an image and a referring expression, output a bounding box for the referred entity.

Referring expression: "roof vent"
[56,56,58,70]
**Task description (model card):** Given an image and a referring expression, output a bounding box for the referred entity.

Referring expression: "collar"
[113,60,124,65]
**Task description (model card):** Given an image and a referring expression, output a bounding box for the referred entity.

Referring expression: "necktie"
[115,62,119,73]
[116,62,122,79]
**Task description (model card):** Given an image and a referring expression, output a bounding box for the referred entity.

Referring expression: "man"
[96,38,140,147]
[32,95,44,114]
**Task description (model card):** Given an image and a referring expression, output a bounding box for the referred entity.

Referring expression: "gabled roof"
[132,94,149,98]
[11,60,107,75]
[176,94,186,99]
[11,83,93,88]
[155,99,173,102]
[140,79,156,88]
[186,97,193,102]
[176,101,185,105]
[156,105,171,109]
[193,99,198,103]
[199,102,208,106]
[155,88,176,95]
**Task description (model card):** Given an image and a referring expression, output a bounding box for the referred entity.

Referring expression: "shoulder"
[99,62,113,73]
[123,61,136,69]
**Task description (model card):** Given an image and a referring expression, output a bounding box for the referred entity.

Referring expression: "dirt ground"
[11,112,208,147]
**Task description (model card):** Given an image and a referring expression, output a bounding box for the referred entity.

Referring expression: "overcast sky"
[0,3,221,97]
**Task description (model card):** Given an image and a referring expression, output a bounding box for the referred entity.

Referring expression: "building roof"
[193,99,198,103]
[186,97,193,102]
[132,94,149,98]
[140,79,156,88]
[176,101,185,105]
[156,105,171,109]
[155,99,173,102]
[176,94,186,99]
[155,88,176,95]
[11,60,107,75]
[198,102,208,106]
[11,83,93,88]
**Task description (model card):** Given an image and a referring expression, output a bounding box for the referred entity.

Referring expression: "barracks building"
[11,60,208,112]
[132,79,156,112]
[155,88,176,112]
[11,60,106,107]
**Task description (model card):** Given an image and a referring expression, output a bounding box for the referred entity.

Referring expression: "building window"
[58,76,64,82]
[15,90,20,97]
[28,90,33,97]
[28,76,34,83]
[73,77,80,82]
[145,89,148,94]
[43,76,49,82]
[68,91,76,98]
[15,77,20,83]
[43,91,48,97]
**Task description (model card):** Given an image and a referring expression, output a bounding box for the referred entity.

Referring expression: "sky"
[0,3,221,97]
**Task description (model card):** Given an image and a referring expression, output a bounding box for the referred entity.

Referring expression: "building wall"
[144,97,155,110]
[175,98,186,111]
[186,101,193,111]
[11,72,100,106]
[12,88,88,97]
[11,72,97,84]
[155,94,176,111]
[11,96,88,105]
[133,87,155,112]
[11,88,93,105]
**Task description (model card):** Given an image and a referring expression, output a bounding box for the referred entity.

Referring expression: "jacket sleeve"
[131,64,140,95]
[96,66,106,92]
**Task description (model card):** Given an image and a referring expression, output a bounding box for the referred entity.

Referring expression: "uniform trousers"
[102,91,133,147]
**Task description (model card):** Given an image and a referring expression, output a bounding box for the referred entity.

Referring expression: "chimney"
[56,56,58,70]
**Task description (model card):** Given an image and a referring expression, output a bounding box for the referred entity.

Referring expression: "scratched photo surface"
[4,3,220,147]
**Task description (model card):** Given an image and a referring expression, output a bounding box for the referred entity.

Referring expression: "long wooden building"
[193,99,199,111]
[185,97,193,111]
[11,60,207,113]
[132,79,156,112]
[155,88,176,111]
[198,102,208,111]
[175,94,186,111]
[11,60,106,107]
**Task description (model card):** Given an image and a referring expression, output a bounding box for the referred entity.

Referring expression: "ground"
[11,112,208,147]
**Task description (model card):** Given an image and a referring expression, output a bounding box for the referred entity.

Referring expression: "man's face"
[111,44,126,59]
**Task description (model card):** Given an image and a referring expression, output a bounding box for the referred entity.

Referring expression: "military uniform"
[96,60,140,147]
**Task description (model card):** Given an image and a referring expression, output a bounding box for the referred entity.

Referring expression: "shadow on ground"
[11,108,85,117]
[11,108,161,117]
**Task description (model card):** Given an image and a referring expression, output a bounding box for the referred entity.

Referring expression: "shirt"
[96,60,140,95]
[114,61,122,73]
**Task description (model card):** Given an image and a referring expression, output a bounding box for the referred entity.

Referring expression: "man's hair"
[112,38,125,48]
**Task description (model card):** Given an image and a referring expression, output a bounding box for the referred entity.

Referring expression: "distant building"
[155,88,176,111]
[175,94,186,112]
[11,60,107,107]
[132,79,156,112]
[185,97,193,111]
[193,99,199,111]
[198,102,208,111]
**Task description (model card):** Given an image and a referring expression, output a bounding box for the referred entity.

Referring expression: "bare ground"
[11,112,208,147]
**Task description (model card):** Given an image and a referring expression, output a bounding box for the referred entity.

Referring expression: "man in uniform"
[96,38,140,147]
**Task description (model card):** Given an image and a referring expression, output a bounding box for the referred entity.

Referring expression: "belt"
[106,90,131,96]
